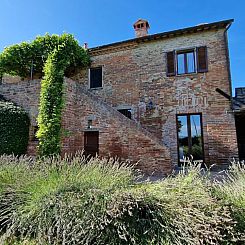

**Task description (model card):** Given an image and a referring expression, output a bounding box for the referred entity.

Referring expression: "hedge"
[0,101,30,155]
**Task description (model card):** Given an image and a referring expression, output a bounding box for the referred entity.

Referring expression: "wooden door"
[84,131,99,158]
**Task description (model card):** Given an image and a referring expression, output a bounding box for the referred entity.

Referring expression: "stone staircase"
[77,84,163,146]
[72,79,172,174]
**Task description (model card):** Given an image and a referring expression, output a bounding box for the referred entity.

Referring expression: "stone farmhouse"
[0,18,243,174]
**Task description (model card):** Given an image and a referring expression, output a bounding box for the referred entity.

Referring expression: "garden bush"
[0,34,90,156]
[212,161,245,242]
[0,33,90,79]
[0,154,244,244]
[0,102,30,155]
[0,154,135,244]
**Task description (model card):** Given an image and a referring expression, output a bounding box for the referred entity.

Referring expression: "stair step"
[77,83,163,147]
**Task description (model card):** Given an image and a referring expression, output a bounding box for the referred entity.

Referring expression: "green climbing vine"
[0,33,90,156]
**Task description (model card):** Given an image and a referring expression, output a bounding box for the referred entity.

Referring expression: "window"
[177,114,204,165]
[177,50,195,74]
[118,109,132,119]
[166,46,208,76]
[89,67,102,88]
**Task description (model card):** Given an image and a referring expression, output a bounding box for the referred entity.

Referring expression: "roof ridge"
[89,19,234,53]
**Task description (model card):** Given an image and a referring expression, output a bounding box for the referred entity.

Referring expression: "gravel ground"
[137,167,229,183]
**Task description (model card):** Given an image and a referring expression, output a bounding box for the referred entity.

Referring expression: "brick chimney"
[133,19,150,38]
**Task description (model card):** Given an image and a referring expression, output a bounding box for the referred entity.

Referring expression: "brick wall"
[0,77,172,174]
[0,27,239,172]
[62,78,172,174]
[72,28,239,166]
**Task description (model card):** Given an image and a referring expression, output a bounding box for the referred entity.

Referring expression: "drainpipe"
[224,21,234,111]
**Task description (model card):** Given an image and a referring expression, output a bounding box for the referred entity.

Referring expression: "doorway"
[176,113,204,166]
[84,131,99,158]
[235,114,245,161]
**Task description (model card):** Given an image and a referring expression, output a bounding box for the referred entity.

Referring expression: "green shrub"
[115,167,237,245]
[0,154,135,244]
[36,48,65,156]
[3,238,38,245]
[212,161,245,242]
[0,33,89,79]
[0,102,30,155]
[36,35,90,156]
[0,154,243,244]
[0,33,90,156]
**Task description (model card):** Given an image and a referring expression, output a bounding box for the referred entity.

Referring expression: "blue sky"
[0,0,244,93]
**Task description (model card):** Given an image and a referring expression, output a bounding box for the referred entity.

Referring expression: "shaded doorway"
[177,113,204,166]
[84,131,99,158]
[235,114,245,161]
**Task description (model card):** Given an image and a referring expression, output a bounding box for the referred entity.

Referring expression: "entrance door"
[84,131,99,158]
[177,114,204,166]
[235,114,245,160]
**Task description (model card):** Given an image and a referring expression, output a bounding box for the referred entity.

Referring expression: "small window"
[118,109,132,119]
[177,50,195,75]
[89,67,102,88]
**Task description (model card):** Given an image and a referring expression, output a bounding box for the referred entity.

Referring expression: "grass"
[0,154,136,244]
[212,161,245,241]
[0,154,244,244]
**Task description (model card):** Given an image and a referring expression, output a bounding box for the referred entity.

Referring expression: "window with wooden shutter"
[197,46,208,72]
[166,51,176,76]
[89,67,103,88]
[177,50,195,75]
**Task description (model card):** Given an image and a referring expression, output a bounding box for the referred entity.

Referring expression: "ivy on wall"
[0,34,90,156]
[0,101,30,155]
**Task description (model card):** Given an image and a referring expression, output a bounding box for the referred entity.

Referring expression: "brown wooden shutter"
[197,46,208,72]
[166,51,176,76]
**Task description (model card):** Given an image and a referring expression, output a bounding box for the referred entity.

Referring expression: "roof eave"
[88,19,234,53]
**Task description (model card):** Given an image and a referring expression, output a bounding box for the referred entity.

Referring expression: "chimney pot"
[133,19,150,38]
[83,42,88,49]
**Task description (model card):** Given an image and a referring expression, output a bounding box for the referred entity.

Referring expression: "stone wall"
[0,77,172,174]
[0,26,239,172]
[62,78,172,174]
[72,28,239,166]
